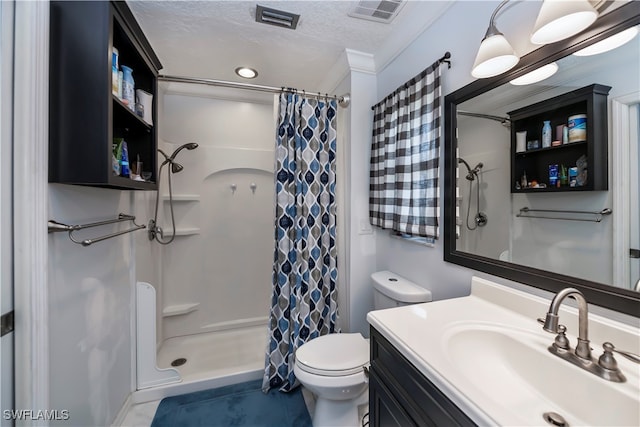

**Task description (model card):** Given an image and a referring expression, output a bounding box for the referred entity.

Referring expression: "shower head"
[171,162,184,173]
[458,158,475,181]
[158,144,197,172]
[169,143,199,161]
[458,158,483,181]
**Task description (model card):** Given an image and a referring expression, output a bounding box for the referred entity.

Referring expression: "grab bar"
[48,213,146,246]
[517,207,612,223]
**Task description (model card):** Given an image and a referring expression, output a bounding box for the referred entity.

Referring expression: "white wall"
[342,51,380,338]
[371,0,640,299]
[333,72,351,334]
[48,186,133,426]
[372,0,507,301]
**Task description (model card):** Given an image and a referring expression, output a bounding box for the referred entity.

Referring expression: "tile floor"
[120,400,160,427]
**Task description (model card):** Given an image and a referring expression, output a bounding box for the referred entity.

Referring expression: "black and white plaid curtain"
[369,62,442,239]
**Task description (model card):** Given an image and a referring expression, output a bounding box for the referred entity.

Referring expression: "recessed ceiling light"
[509,62,558,86]
[235,67,258,79]
[573,26,639,56]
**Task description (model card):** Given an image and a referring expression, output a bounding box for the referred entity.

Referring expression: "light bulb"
[573,27,639,56]
[509,62,558,85]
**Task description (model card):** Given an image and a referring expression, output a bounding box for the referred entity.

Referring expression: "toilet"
[294,271,432,426]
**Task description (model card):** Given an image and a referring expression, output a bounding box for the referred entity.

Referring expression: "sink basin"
[367,277,640,427]
[443,323,640,426]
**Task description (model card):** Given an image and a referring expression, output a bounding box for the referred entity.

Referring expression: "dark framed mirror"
[444,2,640,317]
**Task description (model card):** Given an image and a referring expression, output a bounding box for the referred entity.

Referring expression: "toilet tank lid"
[371,271,432,303]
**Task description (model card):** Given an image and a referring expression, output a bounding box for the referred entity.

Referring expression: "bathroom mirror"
[444,3,640,317]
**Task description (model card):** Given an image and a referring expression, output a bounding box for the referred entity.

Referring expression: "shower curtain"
[262,93,339,393]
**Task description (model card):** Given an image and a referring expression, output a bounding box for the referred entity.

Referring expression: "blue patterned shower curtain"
[262,93,339,393]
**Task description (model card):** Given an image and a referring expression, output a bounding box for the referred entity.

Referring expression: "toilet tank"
[372,271,432,310]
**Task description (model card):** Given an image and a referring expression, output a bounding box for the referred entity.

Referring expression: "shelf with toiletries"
[49,1,162,190]
[508,84,610,193]
[113,95,152,130]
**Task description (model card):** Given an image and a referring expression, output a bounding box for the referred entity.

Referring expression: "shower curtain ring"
[250,183,257,194]
[230,183,237,194]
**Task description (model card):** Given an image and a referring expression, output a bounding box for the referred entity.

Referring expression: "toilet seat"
[295,333,369,377]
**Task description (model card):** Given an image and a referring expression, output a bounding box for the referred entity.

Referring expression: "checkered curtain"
[262,93,339,393]
[369,62,442,239]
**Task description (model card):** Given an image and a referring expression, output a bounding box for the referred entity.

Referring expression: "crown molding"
[345,49,376,75]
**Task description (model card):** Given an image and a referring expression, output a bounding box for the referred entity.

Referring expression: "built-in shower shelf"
[161,194,200,202]
[163,303,200,317]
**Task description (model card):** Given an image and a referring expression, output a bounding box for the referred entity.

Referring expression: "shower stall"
[134,82,278,398]
[456,111,511,259]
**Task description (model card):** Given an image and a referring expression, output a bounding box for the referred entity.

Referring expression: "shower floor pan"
[157,325,267,382]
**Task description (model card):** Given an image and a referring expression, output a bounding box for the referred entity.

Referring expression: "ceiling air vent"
[348,0,405,24]
[255,5,300,30]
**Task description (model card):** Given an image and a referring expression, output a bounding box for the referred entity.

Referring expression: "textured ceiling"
[128,1,452,91]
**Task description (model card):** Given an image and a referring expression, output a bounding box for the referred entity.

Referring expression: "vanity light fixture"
[530,0,598,45]
[573,26,639,56]
[509,62,558,86]
[471,1,519,78]
[235,67,258,79]
[472,0,599,79]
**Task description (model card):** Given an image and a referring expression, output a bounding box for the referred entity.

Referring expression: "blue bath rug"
[150,379,312,427]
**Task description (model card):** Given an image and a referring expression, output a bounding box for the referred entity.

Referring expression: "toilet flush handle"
[363,365,370,383]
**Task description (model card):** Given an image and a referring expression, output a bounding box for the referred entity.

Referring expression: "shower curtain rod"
[458,110,511,125]
[158,75,350,108]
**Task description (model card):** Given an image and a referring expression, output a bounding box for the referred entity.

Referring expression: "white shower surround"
[144,87,277,389]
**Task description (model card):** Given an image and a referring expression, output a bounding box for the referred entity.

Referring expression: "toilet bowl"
[294,271,432,426]
[294,333,369,427]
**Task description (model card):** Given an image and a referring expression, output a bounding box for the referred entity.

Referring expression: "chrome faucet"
[542,287,591,359]
[539,287,627,382]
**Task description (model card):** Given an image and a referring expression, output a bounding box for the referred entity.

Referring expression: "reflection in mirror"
[456,33,639,289]
[444,3,640,317]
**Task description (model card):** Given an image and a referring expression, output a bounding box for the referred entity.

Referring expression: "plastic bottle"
[117,139,130,177]
[542,120,552,148]
[117,71,123,99]
[111,47,119,96]
[121,65,135,110]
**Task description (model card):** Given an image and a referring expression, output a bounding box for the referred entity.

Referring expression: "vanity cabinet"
[369,327,476,427]
[509,84,610,193]
[49,1,162,190]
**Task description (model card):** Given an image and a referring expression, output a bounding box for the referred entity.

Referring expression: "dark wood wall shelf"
[508,84,610,193]
[49,1,162,190]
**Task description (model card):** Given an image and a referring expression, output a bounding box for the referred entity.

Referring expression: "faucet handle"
[603,342,640,364]
[598,342,619,370]
[553,325,570,350]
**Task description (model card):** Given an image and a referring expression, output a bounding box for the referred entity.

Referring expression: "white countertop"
[367,276,640,426]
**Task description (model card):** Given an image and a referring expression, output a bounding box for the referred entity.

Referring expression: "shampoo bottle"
[542,120,552,148]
